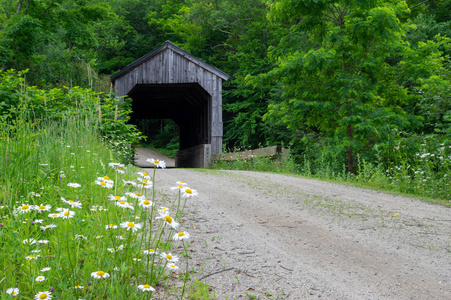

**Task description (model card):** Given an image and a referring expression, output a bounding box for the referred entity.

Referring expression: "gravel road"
[137,148,451,299]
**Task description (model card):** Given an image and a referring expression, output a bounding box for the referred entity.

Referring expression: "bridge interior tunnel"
[128,83,211,151]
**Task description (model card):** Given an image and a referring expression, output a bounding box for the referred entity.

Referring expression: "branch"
[16,0,23,14]
[409,0,432,9]
[44,1,56,15]
[198,267,235,281]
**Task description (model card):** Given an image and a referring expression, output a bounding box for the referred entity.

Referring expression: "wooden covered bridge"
[111,41,229,168]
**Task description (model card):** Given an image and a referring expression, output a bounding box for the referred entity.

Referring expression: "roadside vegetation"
[0,71,199,299]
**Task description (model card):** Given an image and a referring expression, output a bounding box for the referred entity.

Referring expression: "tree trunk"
[347,124,355,173]
[16,0,24,13]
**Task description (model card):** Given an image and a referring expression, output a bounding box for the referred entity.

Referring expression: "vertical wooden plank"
[168,49,174,83]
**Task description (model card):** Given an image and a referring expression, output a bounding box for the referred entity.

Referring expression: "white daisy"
[137,171,151,180]
[173,231,190,241]
[38,240,49,244]
[176,181,188,186]
[146,158,166,169]
[138,182,152,189]
[17,204,32,213]
[156,213,179,229]
[25,255,40,260]
[105,223,117,229]
[170,184,185,191]
[91,271,110,279]
[67,183,81,188]
[160,252,179,263]
[33,219,44,223]
[98,176,114,184]
[142,248,156,255]
[182,187,198,199]
[41,267,51,272]
[128,192,143,199]
[107,248,116,253]
[35,275,46,282]
[94,180,113,188]
[59,209,75,219]
[122,179,137,186]
[108,195,126,201]
[119,221,142,232]
[6,288,19,296]
[115,201,134,210]
[167,263,179,271]
[23,238,37,245]
[48,213,60,219]
[35,291,52,299]
[137,284,155,292]
[138,198,153,208]
[61,198,82,209]
[31,250,41,253]
[40,224,57,231]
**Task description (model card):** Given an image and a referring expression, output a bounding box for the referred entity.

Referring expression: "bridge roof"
[111,41,229,82]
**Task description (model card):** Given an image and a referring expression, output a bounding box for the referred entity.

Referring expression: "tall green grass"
[1,104,195,299]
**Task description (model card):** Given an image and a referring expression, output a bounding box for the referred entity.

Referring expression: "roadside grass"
[212,151,451,206]
[0,105,198,299]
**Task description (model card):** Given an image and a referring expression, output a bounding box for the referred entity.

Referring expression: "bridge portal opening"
[129,83,211,151]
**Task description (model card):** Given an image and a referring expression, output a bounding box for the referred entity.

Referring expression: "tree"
[263,0,449,173]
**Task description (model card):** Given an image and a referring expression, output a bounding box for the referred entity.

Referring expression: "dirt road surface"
[137,150,450,299]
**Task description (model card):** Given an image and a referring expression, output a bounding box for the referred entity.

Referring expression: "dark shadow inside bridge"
[128,83,211,167]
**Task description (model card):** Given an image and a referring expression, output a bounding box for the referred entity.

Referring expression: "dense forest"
[1,0,451,197]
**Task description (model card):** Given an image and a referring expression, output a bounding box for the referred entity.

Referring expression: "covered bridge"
[111,41,229,168]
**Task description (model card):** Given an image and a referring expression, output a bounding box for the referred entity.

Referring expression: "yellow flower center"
[118,167,122,170]
[96,271,105,276]
[164,216,173,224]
[40,293,48,299]
[185,188,192,194]
[143,179,148,183]
[39,205,46,209]
[148,249,154,253]
[22,205,29,210]
[135,192,142,197]
[69,200,75,203]
[177,185,183,189]
[127,222,135,227]
[166,254,172,260]
[180,181,185,183]
[30,255,35,258]
[103,176,110,180]
[64,212,69,216]
[154,160,159,164]
[144,284,151,288]
[142,172,148,176]
[119,201,126,205]
[178,232,185,237]
[100,181,106,186]
[109,223,114,227]
[114,196,120,200]
[143,200,150,205]
[12,292,16,295]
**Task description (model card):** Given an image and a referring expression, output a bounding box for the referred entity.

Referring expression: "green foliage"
[0,69,144,163]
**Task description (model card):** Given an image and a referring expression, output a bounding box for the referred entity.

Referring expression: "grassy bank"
[0,105,196,299]
[212,151,450,206]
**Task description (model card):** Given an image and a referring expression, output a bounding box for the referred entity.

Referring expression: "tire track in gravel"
[149,168,450,300]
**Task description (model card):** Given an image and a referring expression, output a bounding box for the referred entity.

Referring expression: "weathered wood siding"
[113,42,227,154]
